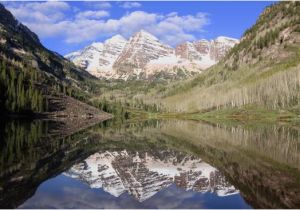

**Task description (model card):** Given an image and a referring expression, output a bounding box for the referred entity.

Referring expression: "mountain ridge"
[66,30,238,80]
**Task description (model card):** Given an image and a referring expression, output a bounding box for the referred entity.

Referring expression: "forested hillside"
[0,3,97,115]
[0,60,46,113]
[161,1,300,113]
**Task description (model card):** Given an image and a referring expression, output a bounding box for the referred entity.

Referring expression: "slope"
[161,1,300,114]
[0,3,109,119]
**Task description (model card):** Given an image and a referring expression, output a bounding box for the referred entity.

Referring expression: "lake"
[0,119,299,208]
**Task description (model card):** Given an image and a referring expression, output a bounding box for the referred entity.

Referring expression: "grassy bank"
[187,105,300,124]
[128,105,300,126]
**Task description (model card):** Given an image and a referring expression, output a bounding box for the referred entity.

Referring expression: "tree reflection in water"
[0,119,299,208]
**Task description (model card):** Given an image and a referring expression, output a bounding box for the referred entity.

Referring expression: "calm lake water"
[0,119,299,208]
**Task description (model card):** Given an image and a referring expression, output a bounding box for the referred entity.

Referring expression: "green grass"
[191,105,298,121]
[128,108,185,120]
[129,105,300,127]
[186,107,300,129]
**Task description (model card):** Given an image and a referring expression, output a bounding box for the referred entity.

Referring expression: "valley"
[84,1,300,125]
[1,1,299,125]
[0,1,300,208]
[63,1,300,126]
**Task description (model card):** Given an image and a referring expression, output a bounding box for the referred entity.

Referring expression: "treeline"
[91,98,130,120]
[0,60,47,114]
[127,98,165,113]
[91,96,166,119]
[0,57,92,115]
[52,82,88,103]
[218,68,299,110]
[178,64,300,112]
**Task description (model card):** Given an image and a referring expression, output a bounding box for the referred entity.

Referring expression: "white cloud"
[95,2,112,9]
[6,1,70,23]
[6,2,209,47]
[147,13,209,45]
[75,10,110,20]
[166,12,178,17]
[84,2,111,9]
[29,1,70,13]
[116,11,160,37]
[120,2,142,9]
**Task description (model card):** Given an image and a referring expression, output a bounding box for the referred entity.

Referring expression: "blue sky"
[5,1,274,55]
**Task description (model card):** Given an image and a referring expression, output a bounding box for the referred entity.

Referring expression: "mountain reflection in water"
[0,119,299,208]
[65,150,238,201]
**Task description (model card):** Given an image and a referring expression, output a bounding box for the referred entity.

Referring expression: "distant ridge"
[66,30,238,80]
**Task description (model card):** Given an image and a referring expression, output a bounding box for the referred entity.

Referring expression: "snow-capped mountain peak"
[65,31,238,80]
[104,34,126,45]
[64,51,81,61]
[90,42,104,49]
[65,35,127,78]
[112,30,174,79]
[134,29,159,41]
[215,36,239,43]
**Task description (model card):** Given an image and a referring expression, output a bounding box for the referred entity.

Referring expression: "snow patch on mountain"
[113,30,174,78]
[65,35,127,78]
[65,30,239,80]
[64,150,239,202]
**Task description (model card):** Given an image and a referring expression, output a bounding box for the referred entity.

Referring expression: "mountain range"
[65,30,238,80]
[65,150,238,202]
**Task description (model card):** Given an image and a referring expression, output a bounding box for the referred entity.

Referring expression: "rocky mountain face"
[113,30,174,79]
[66,35,127,78]
[175,36,238,66]
[66,30,238,80]
[225,1,300,69]
[65,150,238,202]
